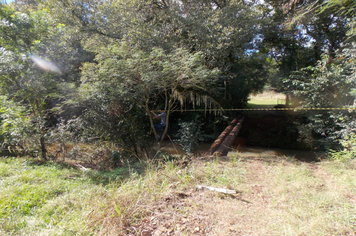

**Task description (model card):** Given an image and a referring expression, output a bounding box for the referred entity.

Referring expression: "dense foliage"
[0,0,355,159]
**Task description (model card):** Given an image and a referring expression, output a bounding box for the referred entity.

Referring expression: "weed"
[329,133,356,162]
[176,120,204,155]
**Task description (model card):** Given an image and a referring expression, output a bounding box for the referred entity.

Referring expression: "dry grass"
[87,155,356,235]
[1,154,356,235]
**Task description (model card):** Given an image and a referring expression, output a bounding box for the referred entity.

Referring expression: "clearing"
[248,90,286,108]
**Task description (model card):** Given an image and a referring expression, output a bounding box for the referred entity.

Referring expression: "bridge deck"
[207,116,244,157]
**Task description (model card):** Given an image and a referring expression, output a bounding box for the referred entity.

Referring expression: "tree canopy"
[0,0,355,157]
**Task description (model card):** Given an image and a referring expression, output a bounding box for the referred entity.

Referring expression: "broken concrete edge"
[196,185,237,194]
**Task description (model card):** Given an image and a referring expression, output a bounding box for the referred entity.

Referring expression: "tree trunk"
[40,135,47,160]
[212,116,244,157]
[208,117,239,155]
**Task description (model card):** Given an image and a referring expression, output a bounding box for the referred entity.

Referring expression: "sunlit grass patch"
[190,158,246,189]
[247,90,286,108]
[0,158,98,234]
[268,160,356,235]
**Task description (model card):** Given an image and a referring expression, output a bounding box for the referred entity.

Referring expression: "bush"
[76,95,154,159]
[285,44,356,150]
[0,96,38,156]
[329,133,356,161]
[176,120,204,155]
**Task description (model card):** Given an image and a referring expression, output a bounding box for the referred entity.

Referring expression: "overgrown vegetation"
[1,155,356,235]
[1,0,356,233]
[329,134,356,162]
[176,119,205,155]
[0,0,355,158]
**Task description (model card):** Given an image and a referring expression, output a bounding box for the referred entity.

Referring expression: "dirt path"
[124,157,356,236]
[124,158,281,236]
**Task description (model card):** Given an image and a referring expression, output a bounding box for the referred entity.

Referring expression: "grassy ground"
[247,90,286,108]
[1,154,356,235]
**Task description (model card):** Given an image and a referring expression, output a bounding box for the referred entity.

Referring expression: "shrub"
[0,96,38,156]
[176,120,204,155]
[285,44,356,150]
[76,96,154,159]
[329,133,356,161]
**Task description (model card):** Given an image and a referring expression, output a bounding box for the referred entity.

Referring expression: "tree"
[0,5,83,159]
[282,42,356,149]
[262,0,349,103]
[80,42,220,147]
[280,0,349,58]
[279,0,356,150]
[45,0,269,110]
[0,95,36,156]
